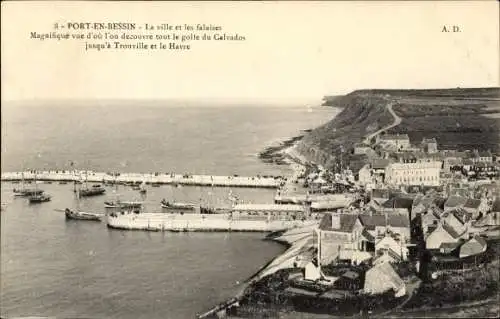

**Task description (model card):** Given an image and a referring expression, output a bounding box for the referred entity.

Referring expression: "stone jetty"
[0,170,282,188]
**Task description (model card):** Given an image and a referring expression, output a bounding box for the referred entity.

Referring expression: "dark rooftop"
[359,214,409,229]
[371,159,390,170]
[319,214,358,233]
[464,198,481,209]
[444,196,468,208]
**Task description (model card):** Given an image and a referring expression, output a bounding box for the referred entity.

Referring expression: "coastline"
[198,136,317,318]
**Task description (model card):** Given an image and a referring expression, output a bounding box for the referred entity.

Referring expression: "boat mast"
[34,171,38,194]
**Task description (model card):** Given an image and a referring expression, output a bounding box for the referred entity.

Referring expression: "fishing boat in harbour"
[64,208,102,221]
[160,198,197,212]
[104,200,143,209]
[14,188,44,197]
[79,184,106,197]
[77,170,106,197]
[29,193,51,204]
[27,172,51,204]
[13,171,44,197]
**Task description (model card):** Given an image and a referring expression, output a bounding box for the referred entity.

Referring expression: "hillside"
[297,88,500,169]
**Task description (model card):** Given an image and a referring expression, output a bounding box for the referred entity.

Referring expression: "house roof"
[319,214,359,233]
[442,223,462,239]
[433,197,447,209]
[446,159,463,166]
[372,159,390,170]
[422,138,437,144]
[380,134,409,141]
[463,159,474,166]
[450,208,473,224]
[342,271,360,280]
[472,235,487,248]
[478,151,492,157]
[372,188,390,199]
[444,196,468,208]
[439,242,462,250]
[361,228,375,242]
[367,262,404,289]
[359,214,409,229]
[382,197,414,210]
[464,198,481,209]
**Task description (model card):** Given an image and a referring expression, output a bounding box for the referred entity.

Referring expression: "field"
[388,95,500,152]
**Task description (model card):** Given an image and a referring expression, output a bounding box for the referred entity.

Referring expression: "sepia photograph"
[1,1,499,318]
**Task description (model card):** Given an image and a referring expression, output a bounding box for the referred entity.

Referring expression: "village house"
[412,193,440,216]
[421,138,438,154]
[318,214,365,264]
[425,208,473,251]
[364,262,406,297]
[459,235,487,258]
[358,213,411,242]
[380,196,414,218]
[373,233,409,264]
[463,198,489,220]
[420,206,443,236]
[441,150,467,172]
[377,133,411,151]
[385,153,442,186]
[371,159,391,184]
[318,212,411,265]
[475,198,500,227]
[441,209,470,235]
[425,222,464,250]
[357,164,372,186]
[469,150,493,163]
[370,188,391,205]
[353,143,372,155]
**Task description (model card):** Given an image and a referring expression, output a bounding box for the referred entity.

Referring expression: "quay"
[0,170,282,188]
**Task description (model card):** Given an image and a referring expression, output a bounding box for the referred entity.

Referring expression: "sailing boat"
[14,171,43,197]
[78,170,105,197]
[104,177,142,209]
[64,188,102,221]
[28,172,51,203]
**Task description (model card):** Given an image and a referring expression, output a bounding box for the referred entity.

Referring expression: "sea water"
[0,102,338,318]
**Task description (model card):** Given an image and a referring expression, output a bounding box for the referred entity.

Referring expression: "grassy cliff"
[297,92,394,168]
[298,88,500,169]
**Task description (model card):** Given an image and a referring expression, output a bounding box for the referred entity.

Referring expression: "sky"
[1,1,499,104]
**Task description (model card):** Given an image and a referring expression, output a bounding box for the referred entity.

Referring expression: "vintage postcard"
[1,1,499,318]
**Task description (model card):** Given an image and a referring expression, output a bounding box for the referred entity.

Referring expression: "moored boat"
[29,193,51,204]
[161,198,197,210]
[14,189,44,197]
[104,200,143,209]
[65,208,102,221]
[79,184,106,197]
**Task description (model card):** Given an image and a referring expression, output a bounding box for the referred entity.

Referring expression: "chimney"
[331,213,341,229]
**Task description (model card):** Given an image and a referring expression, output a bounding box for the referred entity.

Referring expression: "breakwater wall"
[1,171,282,188]
[106,213,319,232]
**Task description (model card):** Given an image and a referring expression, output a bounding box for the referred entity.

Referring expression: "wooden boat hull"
[65,209,102,221]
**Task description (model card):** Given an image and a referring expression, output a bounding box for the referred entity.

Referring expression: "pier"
[0,170,282,189]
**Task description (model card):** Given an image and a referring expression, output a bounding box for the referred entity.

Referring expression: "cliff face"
[297,88,500,169]
[297,91,394,168]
